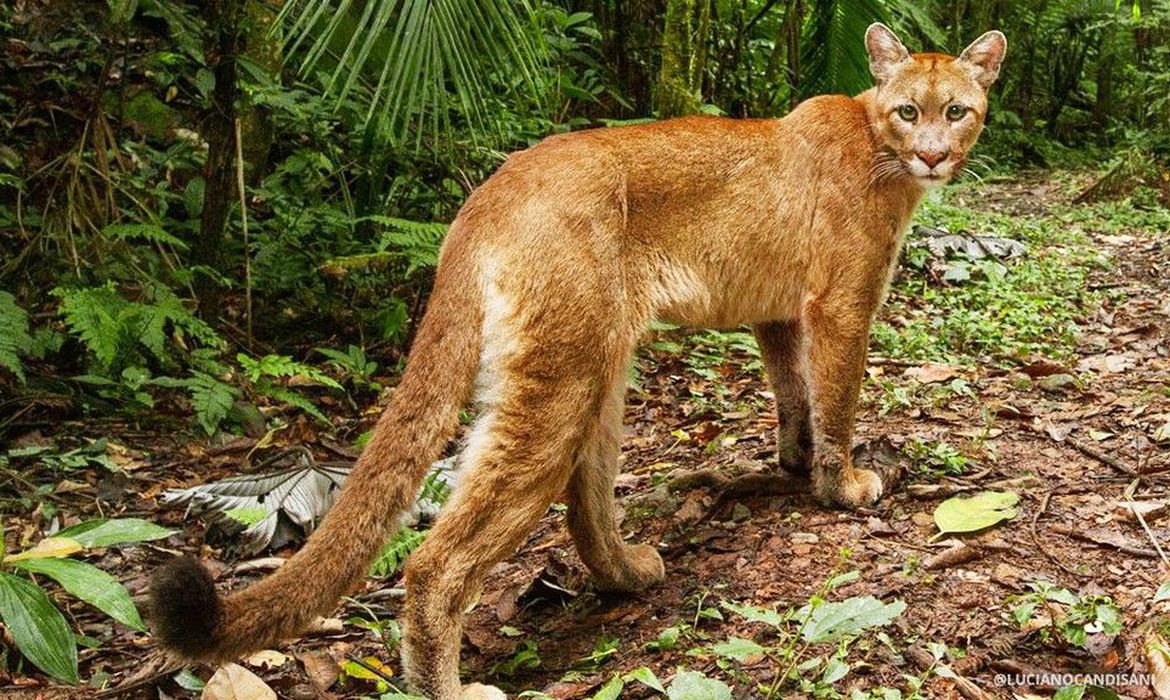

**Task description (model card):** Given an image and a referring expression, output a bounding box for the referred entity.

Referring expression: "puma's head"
[864,23,1006,187]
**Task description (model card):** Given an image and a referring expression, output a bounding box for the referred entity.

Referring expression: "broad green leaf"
[721,600,783,627]
[3,537,83,563]
[827,570,860,589]
[933,491,1019,535]
[9,558,144,630]
[1053,686,1086,700]
[591,675,624,700]
[625,666,665,693]
[710,637,765,661]
[797,596,907,643]
[666,669,732,700]
[0,571,79,683]
[174,667,206,691]
[1154,582,1170,603]
[56,518,173,548]
[822,656,850,684]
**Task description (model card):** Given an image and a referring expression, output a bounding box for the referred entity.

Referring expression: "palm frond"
[800,0,891,99]
[275,0,545,147]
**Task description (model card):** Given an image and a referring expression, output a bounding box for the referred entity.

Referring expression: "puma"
[151,23,1006,700]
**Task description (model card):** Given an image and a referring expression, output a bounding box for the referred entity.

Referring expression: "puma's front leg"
[754,321,812,476]
[803,293,883,508]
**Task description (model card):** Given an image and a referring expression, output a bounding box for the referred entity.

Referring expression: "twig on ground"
[1131,504,1169,564]
[345,653,396,685]
[924,542,991,570]
[93,653,181,698]
[905,645,992,700]
[1063,434,1138,477]
[1029,492,1084,577]
[1050,524,1160,558]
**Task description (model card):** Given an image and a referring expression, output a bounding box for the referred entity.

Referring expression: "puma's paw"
[625,543,666,588]
[462,683,508,700]
[839,468,884,507]
[815,467,883,508]
[595,544,665,593]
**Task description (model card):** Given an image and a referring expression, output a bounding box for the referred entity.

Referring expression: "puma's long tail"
[150,246,483,662]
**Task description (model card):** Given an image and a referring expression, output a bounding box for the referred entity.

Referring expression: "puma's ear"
[865,22,910,84]
[958,30,1007,89]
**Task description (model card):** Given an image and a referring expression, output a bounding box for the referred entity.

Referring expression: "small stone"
[731,503,751,521]
[790,531,819,544]
[1038,373,1078,392]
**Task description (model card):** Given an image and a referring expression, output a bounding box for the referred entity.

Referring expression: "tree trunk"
[192,0,246,318]
[655,0,710,117]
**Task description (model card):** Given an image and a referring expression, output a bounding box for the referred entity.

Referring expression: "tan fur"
[150,24,1004,700]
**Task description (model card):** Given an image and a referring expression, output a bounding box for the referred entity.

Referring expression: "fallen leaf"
[933,491,1019,536]
[904,363,962,384]
[243,650,287,670]
[1144,632,1170,699]
[297,651,341,692]
[201,663,276,700]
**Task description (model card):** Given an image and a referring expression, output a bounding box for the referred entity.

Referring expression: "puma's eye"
[946,104,969,121]
[897,104,918,122]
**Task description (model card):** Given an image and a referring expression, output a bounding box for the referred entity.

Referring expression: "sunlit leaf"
[0,571,79,684]
[8,558,144,630]
[56,518,174,548]
[933,491,1019,535]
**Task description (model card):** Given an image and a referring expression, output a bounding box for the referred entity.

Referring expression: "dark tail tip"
[149,556,223,659]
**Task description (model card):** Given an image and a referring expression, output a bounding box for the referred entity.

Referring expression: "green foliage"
[699,569,907,698]
[0,518,173,684]
[54,283,221,374]
[904,439,968,476]
[874,194,1104,364]
[275,0,546,145]
[0,290,31,382]
[368,469,450,577]
[369,529,428,578]
[1009,581,1124,649]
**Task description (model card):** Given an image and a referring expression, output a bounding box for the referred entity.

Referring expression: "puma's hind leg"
[400,368,604,700]
[566,375,665,593]
[754,320,813,476]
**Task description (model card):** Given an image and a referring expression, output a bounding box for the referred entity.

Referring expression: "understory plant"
[0,518,173,683]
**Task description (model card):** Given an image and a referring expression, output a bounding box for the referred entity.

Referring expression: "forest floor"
[2,169,1168,699]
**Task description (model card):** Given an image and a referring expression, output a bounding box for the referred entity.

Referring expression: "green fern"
[237,354,341,425]
[0,291,31,382]
[257,384,331,425]
[54,285,128,370]
[237,353,343,390]
[54,284,222,373]
[369,528,428,578]
[151,371,240,435]
[370,216,447,276]
[321,217,447,279]
[103,223,189,250]
[188,372,239,435]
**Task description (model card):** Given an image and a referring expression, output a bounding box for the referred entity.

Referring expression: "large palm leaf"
[276,0,546,146]
[800,0,889,99]
[799,0,946,99]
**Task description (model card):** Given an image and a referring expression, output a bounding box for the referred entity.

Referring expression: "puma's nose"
[917,150,949,168]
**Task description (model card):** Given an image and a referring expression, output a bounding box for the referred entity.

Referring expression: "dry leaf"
[1144,632,1170,699]
[297,651,341,692]
[904,362,962,384]
[201,663,276,700]
[243,650,288,670]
